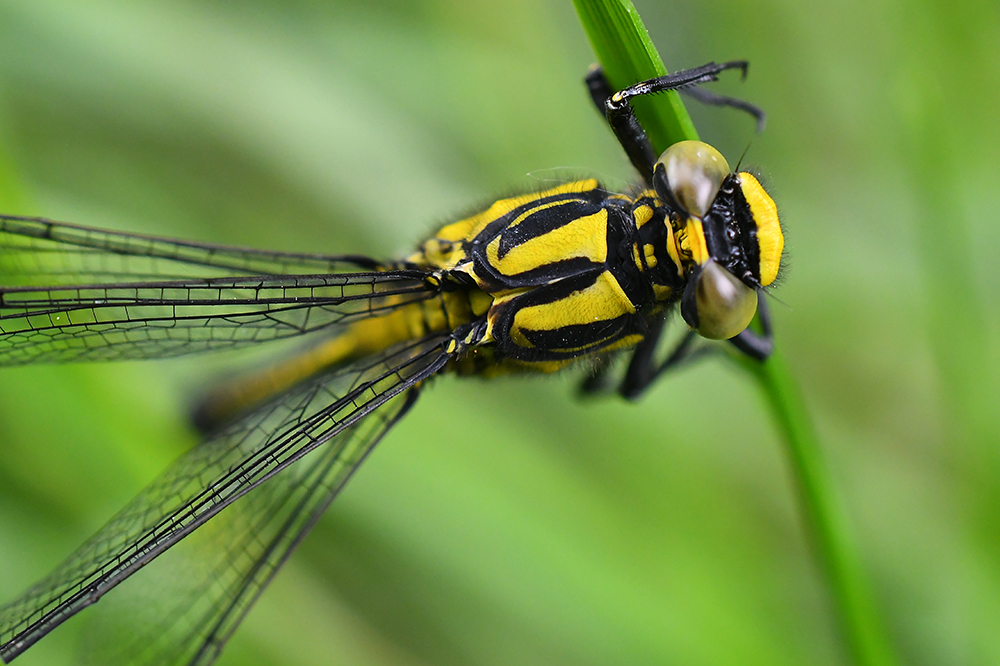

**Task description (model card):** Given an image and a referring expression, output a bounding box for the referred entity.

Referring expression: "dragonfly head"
[652,140,784,340]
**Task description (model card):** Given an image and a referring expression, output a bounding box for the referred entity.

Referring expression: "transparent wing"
[0,271,434,365]
[0,214,384,284]
[0,333,454,663]
[83,389,419,666]
[0,214,436,365]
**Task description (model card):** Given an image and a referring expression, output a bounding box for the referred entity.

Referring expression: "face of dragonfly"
[652,140,784,340]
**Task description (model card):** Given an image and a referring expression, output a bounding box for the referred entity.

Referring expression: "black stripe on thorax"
[467,187,611,253]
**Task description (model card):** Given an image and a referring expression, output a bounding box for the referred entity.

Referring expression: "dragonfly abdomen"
[192,287,485,430]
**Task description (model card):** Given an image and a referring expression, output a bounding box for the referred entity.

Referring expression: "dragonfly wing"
[0,271,434,365]
[83,389,419,666]
[0,214,385,284]
[0,333,453,663]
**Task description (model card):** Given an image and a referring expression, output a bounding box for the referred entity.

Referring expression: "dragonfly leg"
[617,327,711,400]
[579,314,668,397]
[580,315,708,400]
[679,85,766,133]
[585,61,764,184]
[585,65,657,185]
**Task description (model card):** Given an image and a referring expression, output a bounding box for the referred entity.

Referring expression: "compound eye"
[658,140,731,217]
[691,260,758,340]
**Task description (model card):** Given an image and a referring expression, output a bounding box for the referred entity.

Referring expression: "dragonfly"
[0,60,783,665]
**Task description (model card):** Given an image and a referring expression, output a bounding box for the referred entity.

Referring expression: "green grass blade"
[743,351,898,666]
[572,2,898,664]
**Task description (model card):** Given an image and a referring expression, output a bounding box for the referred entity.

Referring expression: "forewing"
[0,333,453,663]
[0,271,434,364]
[81,390,419,666]
[0,215,436,365]
[0,214,383,284]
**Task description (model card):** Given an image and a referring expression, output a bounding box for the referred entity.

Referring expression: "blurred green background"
[0,0,998,664]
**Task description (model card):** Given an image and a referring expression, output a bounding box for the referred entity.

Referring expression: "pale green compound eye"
[658,140,731,217]
[693,260,758,340]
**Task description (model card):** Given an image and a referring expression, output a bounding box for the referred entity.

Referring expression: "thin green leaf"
[743,350,898,666]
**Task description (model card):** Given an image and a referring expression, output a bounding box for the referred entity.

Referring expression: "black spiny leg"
[585,65,657,185]
[585,65,616,118]
[726,293,774,361]
[579,313,670,397]
[586,61,765,183]
[580,316,710,400]
[618,328,708,400]
[679,86,767,133]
